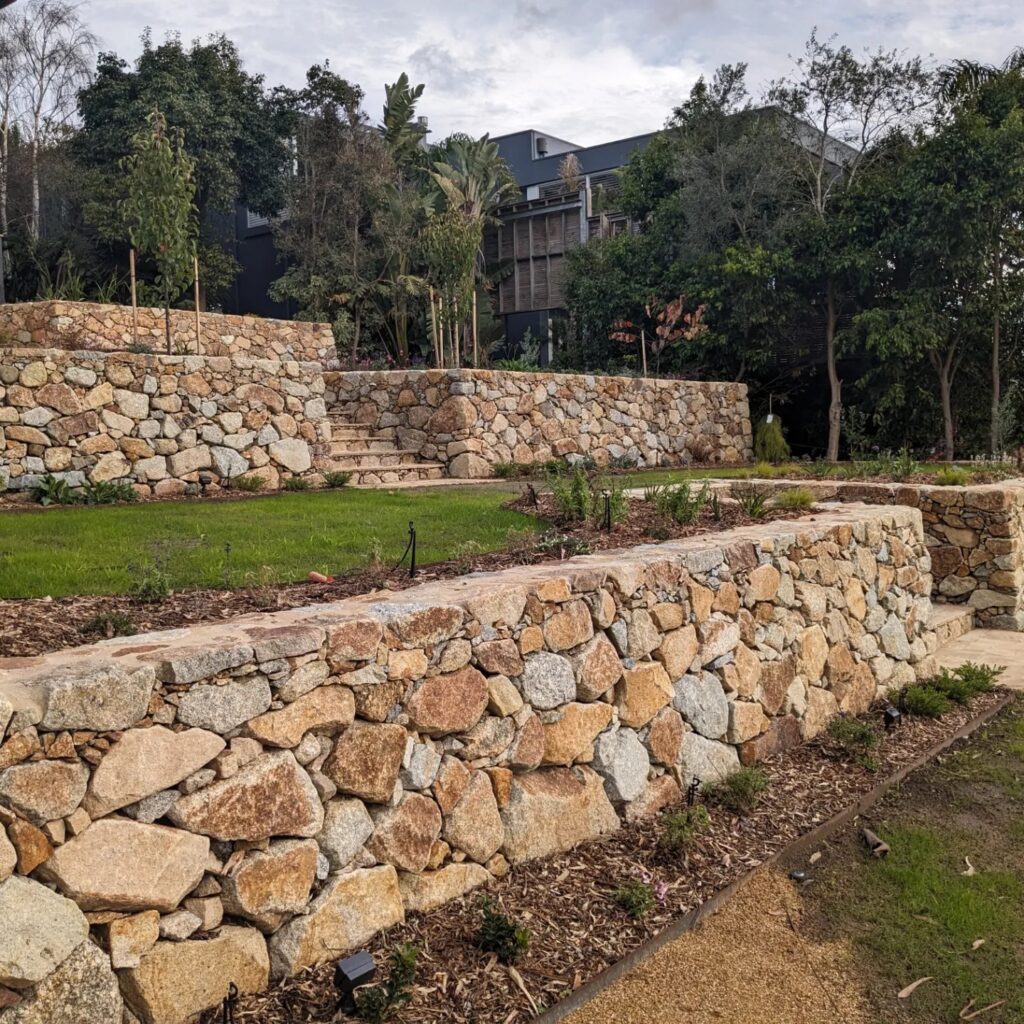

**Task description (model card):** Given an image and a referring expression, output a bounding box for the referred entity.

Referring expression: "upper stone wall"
[0,301,336,365]
[0,505,934,1023]
[325,369,753,475]
[0,348,329,494]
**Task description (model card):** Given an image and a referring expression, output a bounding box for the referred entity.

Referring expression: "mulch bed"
[0,498,805,660]
[210,691,1009,1024]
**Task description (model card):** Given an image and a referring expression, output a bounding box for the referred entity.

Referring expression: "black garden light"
[602,490,612,530]
[334,950,376,1013]
[221,982,238,1024]
[883,704,903,731]
[686,776,701,807]
[198,470,214,493]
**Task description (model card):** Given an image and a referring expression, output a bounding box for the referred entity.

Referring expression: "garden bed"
[213,690,1012,1024]
[0,495,806,659]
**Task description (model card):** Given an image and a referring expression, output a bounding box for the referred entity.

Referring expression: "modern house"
[485,129,655,353]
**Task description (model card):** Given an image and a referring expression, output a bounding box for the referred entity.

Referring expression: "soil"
[210,692,1007,1024]
[0,496,804,660]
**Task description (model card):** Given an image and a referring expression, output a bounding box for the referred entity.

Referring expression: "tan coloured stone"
[324,724,407,803]
[654,625,699,680]
[543,600,594,652]
[646,706,684,765]
[571,633,623,701]
[803,688,840,739]
[82,726,225,818]
[723,642,762,697]
[687,581,713,622]
[120,926,269,1024]
[542,702,614,765]
[798,625,829,682]
[387,649,428,680]
[508,713,545,770]
[624,775,682,823]
[474,640,524,676]
[38,819,208,912]
[0,759,88,825]
[432,755,470,815]
[325,619,384,663]
[267,867,403,979]
[220,839,319,932]
[106,911,160,969]
[443,771,505,863]
[727,700,768,743]
[7,819,52,874]
[747,564,781,601]
[351,678,403,722]
[650,602,684,631]
[397,862,490,913]
[167,751,323,841]
[517,624,545,654]
[845,578,867,620]
[406,666,488,735]
[616,661,673,728]
[245,686,354,748]
[487,675,523,716]
[367,793,442,873]
[372,603,464,646]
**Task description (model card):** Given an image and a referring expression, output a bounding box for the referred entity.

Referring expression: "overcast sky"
[85,0,1024,146]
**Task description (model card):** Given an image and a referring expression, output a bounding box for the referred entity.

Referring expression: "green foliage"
[733,485,770,519]
[230,474,267,493]
[773,487,815,511]
[927,663,1002,705]
[612,879,656,919]
[826,715,879,753]
[934,466,971,486]
[451,539,484,572]
[654,481,711,524]
[476,895,530,964]
[79,480,139,505]
[899,684,953,718]
[32,474,77,507]
[532,531,592,558]
[703,767,769,816]
[81,611,138,640]
[355,944,418,1023]
[283,476,310,491]
[660,804,711,853]
[128,561,172,604]
[322,471,353,489]
[754,416,790,464]
[550,468,627,527]
[493,357,542,372]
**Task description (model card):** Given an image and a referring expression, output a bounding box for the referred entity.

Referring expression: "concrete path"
[936,629,1024,690]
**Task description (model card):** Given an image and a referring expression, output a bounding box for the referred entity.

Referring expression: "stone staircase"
[932,602,1024,690]
[315,415,445,487]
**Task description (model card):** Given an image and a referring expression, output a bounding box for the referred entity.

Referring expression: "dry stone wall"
[326,368,753,475]
[0,348,330,495]
[0,302,336,364]
[0,505,935,1023]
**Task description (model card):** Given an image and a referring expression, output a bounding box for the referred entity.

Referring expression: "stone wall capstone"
[0,348,330,495]
[0,505,935,1022]
[0,302,336,365]
[325,369,753,474]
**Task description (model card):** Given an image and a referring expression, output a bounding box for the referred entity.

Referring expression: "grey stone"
[0,695,12,741]
[878,614,911,661]
[0,875,89,989]
[268,438,312,473]
[176,677,272,733]
[125,788,180,824]
[679,732,740,786]
[211,446,249,479]
[518,652,576,710]
[591,728,649,804]
[671,672,729,739]
[158,910,201,941]
[153,644,255,685]
[39,664,155,732]
[400,743,442,790]
[316,798,375,871]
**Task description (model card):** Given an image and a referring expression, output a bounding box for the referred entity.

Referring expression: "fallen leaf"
[898,977,933,1000]
[971,939,986,951]
[960,1000,1007,1020]
[962,857,977,877]
[809,851,822,864]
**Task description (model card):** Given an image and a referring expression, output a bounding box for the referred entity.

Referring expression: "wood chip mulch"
[213,692,1008,1024]
[0,499,804,660]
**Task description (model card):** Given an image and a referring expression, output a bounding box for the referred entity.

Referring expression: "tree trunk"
[0,117,8,236]
[991,250,1002,457]
[164,278,172,354]
[930,347,956,462]
[29,137,40,241]
[825,280,842,462]
[351,310,361,368]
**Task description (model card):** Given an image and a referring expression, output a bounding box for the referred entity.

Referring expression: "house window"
[246,210,269,230]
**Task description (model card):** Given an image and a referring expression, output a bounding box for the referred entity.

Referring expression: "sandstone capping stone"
[175,676,272,733]
[268,867,404,979]
[120,926,269,1024]
[370,603,464,647]
[38,665,155,732]
[397,862,490,913]
[167,751,323,841]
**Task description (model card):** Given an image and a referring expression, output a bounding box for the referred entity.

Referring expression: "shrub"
[533,531,592,557]
[81,611,137,639]
[807,459,835,480]
[660,804,711,853]
[80,479,138,505]
[32,474,76,506]
[451,539,484,573]
[898,684,951,718]
[934,465,971,486]
[703,767,769,816]
[476,895,530,964]
[493,461,520,479]
[608,452,639,471]
[885,447,921,481]
[734,485,770,519]
[283,476,310,491]
[612,879,655,919]
[927,663,1002,705]
[355,943,418,1023]
[323,470,353,489]
[366,536,386,570]
[656,481,710,525]
[230,474,267,493]
[129,562,171,604]
[826,715,878,768]
[773,487,815,511]
[754,416,790,464]
[642,483,666,504]
[551,467,592,523]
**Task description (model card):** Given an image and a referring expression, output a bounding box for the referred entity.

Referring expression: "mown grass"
[808,703,1024,1021]
[0,487,535,599]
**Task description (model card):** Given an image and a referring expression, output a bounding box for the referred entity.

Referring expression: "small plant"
[533,531,592,558]
[733,485,770,520]
[127,341,154,354]
[355,943,418,1023]
[807,459,835,480]
[897,683,952,718]
[551,466,592,523]
[660,804,711,853]
[493,461,520,479]
[283,476,310,491]
[609,452,640,471]
[451,539,484,573]
[477,894,530,964]
[826,715,878,752]
[32,474,76,506]
[754,416,790,464]
[656,481,710,525]
[703,767,769,816]
[773,487,815,511]
[81,611,137,639]
[230,474,267,493]
[612,879,655,919]
[934,465,971,486]
[886,447,921,481]
[710,492,723,522]
[927,662,1002,705]
[129,561,172,604]
[643,483,666,504]
[80,479,138,505]
[322,470,353,488]
[366,536,386,571]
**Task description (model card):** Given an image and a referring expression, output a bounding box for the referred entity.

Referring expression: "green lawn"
[0,487,536,599]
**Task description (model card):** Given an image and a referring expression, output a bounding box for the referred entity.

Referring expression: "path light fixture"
[602,490,612,530]
[686,776,701,807]
[883,705,902,731]
[334,951,376,1013]
[198,471,214,494]
[221,982,238,1024]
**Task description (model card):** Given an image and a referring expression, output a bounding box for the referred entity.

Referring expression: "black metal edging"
[533,692,1014,1024]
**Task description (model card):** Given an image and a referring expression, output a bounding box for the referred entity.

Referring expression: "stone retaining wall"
[711,479,1024,630]
[0,348,330,495]
[0,505,935,1023]
[0,302,336,364]
[325,369,753,475]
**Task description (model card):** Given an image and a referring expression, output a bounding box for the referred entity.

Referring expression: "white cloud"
[82,0,1024,145]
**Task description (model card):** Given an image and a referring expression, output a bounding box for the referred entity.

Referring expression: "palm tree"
[937,48,1024,103]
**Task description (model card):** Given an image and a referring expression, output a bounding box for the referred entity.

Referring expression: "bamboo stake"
[193,254,202,355]
[640,329,648,378]
[129,248,139,349]
[453,297,460,369]
[472,289,478,369]
[428,286,440,367]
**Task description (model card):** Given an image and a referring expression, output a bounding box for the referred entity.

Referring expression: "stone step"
[329,438,402,455]
[319,463,446,487]
[935,628,1024,690]
[318,450,423,469]
[930,603,975,648]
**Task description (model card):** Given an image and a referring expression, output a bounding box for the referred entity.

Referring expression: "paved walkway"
[936,629,1024,690]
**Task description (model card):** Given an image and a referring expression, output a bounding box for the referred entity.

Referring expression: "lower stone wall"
[325,368,753,475]
[712,479,1024,630]
[0,301,336,364]
[0,505,934,1022]
[0,348,330,494]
